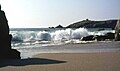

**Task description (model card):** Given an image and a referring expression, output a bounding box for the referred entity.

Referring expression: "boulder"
[94,35,106,41]
[104,32,115,40]
[95,32,115,41]
[81,35,95,41]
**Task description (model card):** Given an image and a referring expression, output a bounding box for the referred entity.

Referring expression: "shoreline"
[0,41,120,71]
[17,41,120,59]
[0,52,120,71]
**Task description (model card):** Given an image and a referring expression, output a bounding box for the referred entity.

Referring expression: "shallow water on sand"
[15,41,120,59]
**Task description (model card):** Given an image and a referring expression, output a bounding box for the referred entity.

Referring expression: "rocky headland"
[55,19,117,29]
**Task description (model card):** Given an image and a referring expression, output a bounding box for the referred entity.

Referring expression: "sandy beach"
[0,52,120,71]
[0,42,120,71]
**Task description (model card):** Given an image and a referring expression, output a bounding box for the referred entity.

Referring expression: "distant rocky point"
[49,24,64,28]
[54,19,118,29]
[55,25,64,28]
[66,19,117,29]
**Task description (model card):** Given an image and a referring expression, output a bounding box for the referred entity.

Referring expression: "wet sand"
[0,52,120,71]
[19,41,120,59]
[0,42,120,71]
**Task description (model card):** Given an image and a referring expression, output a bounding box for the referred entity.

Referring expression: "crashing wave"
[10,28,114,47]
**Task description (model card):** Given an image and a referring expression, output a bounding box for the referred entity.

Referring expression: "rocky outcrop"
[0,49,20,59]
[50,19,117,29]
[55,25,64,28]
[94,32,115,41]
[0,5,20,59]
[81,35,95,41]
[115,20,120,41]
[66,19,117,29]
[81,32,115,41]
[105,32,115,40]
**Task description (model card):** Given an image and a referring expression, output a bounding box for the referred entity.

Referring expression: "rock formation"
[0,5,20,59]
[115,20,120,41]
[81,35,95,41]
[55,25,64,28]
[94,32,115,41]
[66,19,117,29]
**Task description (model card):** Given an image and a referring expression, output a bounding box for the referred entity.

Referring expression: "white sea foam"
[37,31,51,41]
[10,28,114,47]
[71,28,89,39]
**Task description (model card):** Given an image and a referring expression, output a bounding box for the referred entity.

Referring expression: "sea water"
[10,28,117,58]
[10,28,114,48]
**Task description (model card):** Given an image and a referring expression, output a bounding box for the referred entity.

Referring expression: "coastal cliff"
[66,19,117,29]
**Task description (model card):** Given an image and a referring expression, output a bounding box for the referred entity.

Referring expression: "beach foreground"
[0,52,120,71]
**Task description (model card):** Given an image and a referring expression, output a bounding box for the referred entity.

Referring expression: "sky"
[0,0,120,28]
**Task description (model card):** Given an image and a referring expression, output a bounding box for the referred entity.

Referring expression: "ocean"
[10,28,114,48]
[10,28,118,59]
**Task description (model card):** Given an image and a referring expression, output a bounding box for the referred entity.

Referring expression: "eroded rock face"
[115,20,120,41]
[0,5,20,59]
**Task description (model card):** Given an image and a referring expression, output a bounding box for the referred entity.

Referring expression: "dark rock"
[8,49,21,59]
[49,27,54,29]
[94,35,106,41]
[115,20,120,41]
[95,32,115,41]
[55,25,64,28]
[115,30,120,41]
[81,35,95,41]
[66,19,117,29]
[104,32,115,40]
[0,5,20,59]
[0,49,21,59]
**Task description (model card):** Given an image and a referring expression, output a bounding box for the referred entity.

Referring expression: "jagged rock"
[81,35,95,41]
[115,20,120,41]
[55,25,64,28]
[105,32,115,40]
[94,32,115,41]
[0,5,20,59]
[94,35,106,41]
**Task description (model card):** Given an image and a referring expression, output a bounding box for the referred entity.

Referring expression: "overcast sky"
[0,0,120,28]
